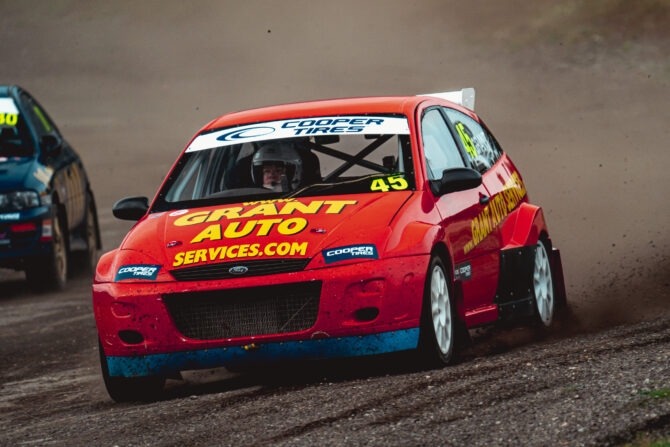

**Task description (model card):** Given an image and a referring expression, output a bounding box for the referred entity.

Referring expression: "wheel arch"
[429,241,467,323]
[87,188,102,250]
[500,202,548,249]
[51,192,70,252]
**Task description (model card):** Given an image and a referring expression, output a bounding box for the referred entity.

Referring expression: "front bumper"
[94,254,428,377]
[0,206,52,266]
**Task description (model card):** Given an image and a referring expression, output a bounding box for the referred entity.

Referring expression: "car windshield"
[154,114,415,210]
[0,97,33,158]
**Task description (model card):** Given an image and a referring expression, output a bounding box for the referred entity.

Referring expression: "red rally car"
[93,89,566,401]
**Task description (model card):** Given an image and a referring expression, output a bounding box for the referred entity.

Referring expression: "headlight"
[0,191,40,211]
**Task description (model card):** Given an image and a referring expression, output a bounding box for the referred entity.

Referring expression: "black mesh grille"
[162,281,321,340]
[169,258,311,282]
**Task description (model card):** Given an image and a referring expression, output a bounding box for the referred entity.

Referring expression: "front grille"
[163,281,321,340]
[169,258,311,282]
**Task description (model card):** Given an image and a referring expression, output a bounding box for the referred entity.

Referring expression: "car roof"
[0,85,13,98]
[205,96,430,131]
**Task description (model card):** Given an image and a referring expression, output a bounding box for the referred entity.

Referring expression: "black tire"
[98,340,165,402]
[531,239,556,328]
[25,208,68,291]
[72,193,99,276]
[417,255,457,367]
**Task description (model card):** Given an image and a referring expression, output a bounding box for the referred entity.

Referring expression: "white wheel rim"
[533,242,554,326]
[430,264,452,354]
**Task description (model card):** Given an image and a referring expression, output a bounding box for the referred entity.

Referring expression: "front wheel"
[417,256,457,367]
[99,340,165,402]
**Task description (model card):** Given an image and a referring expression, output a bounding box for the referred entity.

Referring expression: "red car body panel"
[94,95,565,377]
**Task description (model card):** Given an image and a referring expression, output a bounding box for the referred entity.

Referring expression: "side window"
[420,109,465,181]
[442,108,501,173]
[20,93,58,139]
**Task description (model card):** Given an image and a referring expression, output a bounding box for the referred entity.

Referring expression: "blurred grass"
[622,436,670,447]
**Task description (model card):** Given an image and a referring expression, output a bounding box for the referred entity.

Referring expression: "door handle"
[479,195,490,205]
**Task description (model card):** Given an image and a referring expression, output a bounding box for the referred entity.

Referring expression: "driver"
[251,140,303,192]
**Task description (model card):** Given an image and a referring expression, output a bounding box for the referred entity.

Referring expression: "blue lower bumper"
[106,328,420,377]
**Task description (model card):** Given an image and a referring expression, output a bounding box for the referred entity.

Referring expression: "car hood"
[0,157,39,191]
[119,192,413,271]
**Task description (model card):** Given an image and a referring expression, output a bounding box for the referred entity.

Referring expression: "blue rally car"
[0,85,100,289]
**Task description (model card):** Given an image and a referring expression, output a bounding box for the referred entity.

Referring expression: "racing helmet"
[251,140,303,192]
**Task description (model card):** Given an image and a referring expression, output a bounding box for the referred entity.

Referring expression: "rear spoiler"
[418,88,475,111]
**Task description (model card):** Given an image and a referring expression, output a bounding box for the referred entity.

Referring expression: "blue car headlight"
[0,190,40,212]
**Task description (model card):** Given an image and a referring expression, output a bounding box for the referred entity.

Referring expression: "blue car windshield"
[0,98,33,158]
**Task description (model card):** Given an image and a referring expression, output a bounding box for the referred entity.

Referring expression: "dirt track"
[1,1,669,445]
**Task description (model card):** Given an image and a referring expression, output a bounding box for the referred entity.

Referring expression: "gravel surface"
[1,278,669,446]
[1,1,669,445]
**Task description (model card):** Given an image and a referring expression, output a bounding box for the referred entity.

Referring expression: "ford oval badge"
[228,265,249,275]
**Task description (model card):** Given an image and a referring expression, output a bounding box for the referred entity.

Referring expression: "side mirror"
[112,196,149,221]
[40,135,61,155]
[429,168,482,197]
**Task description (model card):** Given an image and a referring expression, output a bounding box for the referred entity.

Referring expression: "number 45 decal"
[371,175,409,192]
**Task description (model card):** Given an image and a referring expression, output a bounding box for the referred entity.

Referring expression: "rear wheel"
[533,240,555,327]
[417,256,456,366]
[98,340,165,402]
[25,209,68,291]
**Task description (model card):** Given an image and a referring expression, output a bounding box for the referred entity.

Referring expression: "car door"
[20,92,85,230]
[419,107,498,311]
[442,107,510,308]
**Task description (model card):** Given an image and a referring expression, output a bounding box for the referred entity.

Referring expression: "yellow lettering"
[219,246,228,260]
[238,244,249,257]
[290,242,308,256]
[194,249,207,264]
[323,200,357,214]
[482,208,491,236]
[174,211,210,226]
[277,218,307,235]
[190,224,222,243]
[255,218,283,236]
[223,220,257,238]
[242,198,294,206]
[265,243,277,256]
[276,242,291,256]
[248,244,260,257]
[241,203,279,218]
[228,245,239,258]
[464,241,474,254]
[208,247,222,260]
[173,252,185,267]
[206,207,244,222]
[278,200,324,215]
[184,250,196,265]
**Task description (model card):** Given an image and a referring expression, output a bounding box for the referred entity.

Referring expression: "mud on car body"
[0,85,100,289]
[94,89,566,401]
